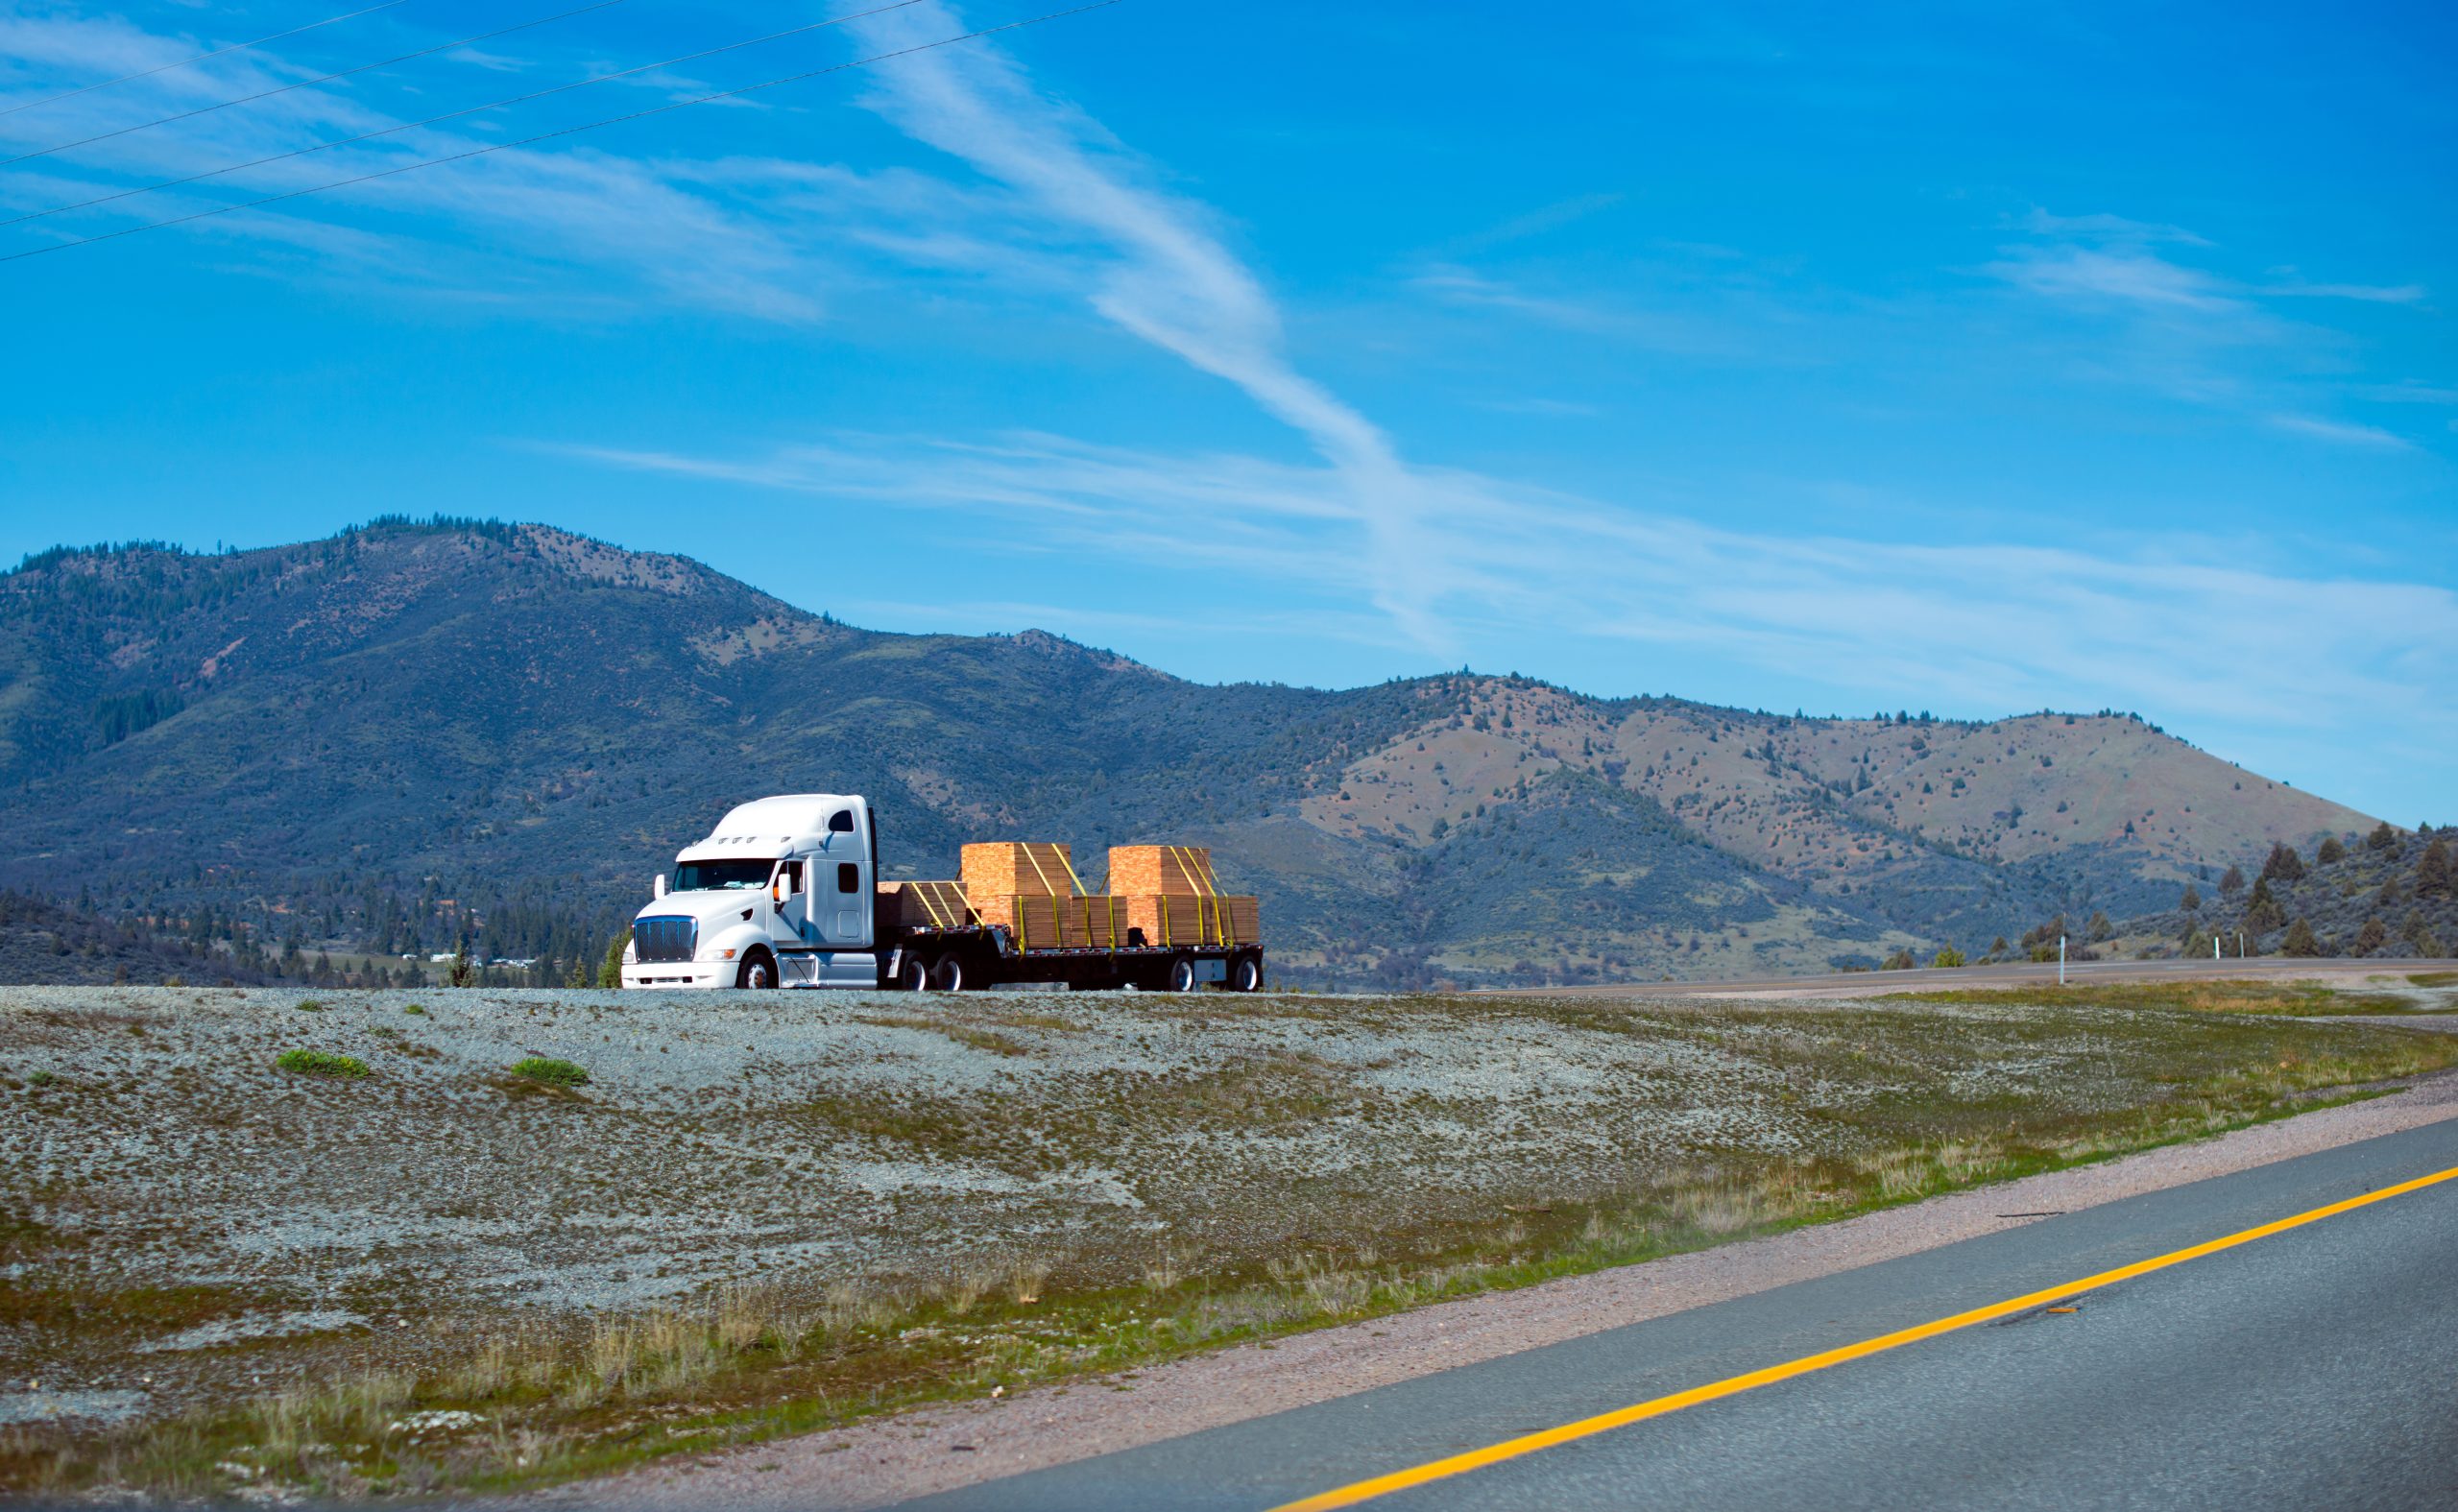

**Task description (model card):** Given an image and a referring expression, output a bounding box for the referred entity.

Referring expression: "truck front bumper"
[621,962,731,989]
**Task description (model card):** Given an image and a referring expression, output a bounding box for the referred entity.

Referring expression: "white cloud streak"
[569,429,2458,759]
[842,1,1451,651]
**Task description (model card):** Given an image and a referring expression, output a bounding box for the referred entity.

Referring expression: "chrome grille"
[634,916,697,964]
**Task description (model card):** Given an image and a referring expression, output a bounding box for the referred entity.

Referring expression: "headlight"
[622,942,636,963]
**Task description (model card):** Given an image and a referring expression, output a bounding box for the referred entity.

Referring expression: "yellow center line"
[1270,1162,2458,1512]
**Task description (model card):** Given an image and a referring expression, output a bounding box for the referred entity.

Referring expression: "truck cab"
[621,794,877,989]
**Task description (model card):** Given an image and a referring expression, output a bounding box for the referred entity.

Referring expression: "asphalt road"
[894,1120,2458,1511]
[1495,955,2458,998]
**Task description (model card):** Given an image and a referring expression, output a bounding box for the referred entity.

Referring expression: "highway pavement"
[892,1120,2458,1511]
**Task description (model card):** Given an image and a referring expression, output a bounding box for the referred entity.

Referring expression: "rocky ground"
[5,979,2455,1498]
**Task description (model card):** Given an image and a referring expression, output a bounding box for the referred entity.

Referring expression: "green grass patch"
[2409,972,2458,989]
[404,1003,428,1016]
[294,999,325,1013]
[277,1048,369,1078]
[26,1068,54,1087]
[509,1056,590,1087]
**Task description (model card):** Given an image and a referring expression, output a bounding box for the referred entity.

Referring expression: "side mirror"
[653,874,667,900]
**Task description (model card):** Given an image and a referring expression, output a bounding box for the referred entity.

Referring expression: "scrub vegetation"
[2,980,2452,1500]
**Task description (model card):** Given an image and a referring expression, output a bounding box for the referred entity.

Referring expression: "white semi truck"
[619,794,1265,993]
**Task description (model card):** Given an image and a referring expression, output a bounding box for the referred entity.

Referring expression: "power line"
[0,1,418,122]
[3,0,930,230]
[3,1,631,170]
[0,0,1127,267]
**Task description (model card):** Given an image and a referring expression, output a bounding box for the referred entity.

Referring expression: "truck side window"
[829,810,855,833]
[783,861,803,895]
[837,862,859,894]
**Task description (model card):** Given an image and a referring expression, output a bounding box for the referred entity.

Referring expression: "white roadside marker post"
[2059,934,2066,987]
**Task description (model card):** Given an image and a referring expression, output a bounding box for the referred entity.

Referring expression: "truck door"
[823,805,869,945]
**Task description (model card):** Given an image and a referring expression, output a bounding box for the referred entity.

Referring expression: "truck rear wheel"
[1166,955,1196,993]
[1229,954,1262,993]
[931,954,968,992]
[737,948,777,990]
[896,953,930,993]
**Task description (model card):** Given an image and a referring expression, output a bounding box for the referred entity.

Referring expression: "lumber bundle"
[1123,893,1263,948]
[961,842,1082,904]
[1106,845,1220,898]
[877,879,974,930]
[1111,844,1260,947]
[1002,893,1127,951]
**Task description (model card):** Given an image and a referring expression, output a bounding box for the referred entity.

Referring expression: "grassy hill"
[0,519,2390,986]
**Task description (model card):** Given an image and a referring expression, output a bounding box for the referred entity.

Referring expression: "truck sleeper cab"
[622,794,1265,993]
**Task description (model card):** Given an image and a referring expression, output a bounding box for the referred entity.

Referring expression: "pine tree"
[2279,918,2323,957]
[2368,821,2398,852]
[2245,877,2285,934]
[2261,842,2306,883]
[2355,917,2388,955]
[2086,910,2112,942]
[2180,883,2202,912]
[2418,838,2452,898]
[2219,865,2246,897]
[597,930,629,989]
[2316,835,2347,865]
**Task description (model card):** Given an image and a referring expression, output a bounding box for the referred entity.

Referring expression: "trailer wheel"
[896,953,931,993]
[737,948,777,990]
[931,954,968,992]
[1166,955,1197,993]
[1229,954,1262,993]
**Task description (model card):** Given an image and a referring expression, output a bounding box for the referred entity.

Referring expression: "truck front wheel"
[897,953,931,993]
[737,949,777,990]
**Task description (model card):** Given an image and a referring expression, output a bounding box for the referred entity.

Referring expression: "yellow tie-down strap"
[1169,845,1226,946]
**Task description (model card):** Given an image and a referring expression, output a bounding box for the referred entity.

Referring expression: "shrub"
[295,999,325,1013]
[511,1056,590,1087]
[1880,948,1917,972]
[404,1003,427,1016]
[1932,947,1965,969]
[278,1048,370,1078]
[2317,836,2348,865]
[27,1068,55,1087]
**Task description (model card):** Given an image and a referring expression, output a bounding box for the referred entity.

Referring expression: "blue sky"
[1,0,2451,822]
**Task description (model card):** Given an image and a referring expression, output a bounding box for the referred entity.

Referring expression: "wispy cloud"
[570,427,2458,753]
[1987,245,2241,311]
[842,1,1452,650]
[2267,413,2413,449]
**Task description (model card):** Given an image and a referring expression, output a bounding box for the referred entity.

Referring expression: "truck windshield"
[671,859,775,893]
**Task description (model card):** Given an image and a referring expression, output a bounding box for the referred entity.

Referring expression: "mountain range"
[0,518,2391,987]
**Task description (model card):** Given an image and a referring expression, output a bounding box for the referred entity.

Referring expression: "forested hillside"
[0,519,2394,987]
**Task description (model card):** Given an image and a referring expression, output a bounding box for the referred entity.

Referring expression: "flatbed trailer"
[881,924,1264,994]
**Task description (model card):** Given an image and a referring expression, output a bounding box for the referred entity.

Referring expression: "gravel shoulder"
[554,1067,2458,1511]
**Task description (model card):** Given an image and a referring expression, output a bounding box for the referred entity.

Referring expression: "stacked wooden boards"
[876,879,975,929]
[1107,845,1262,948]
[960,843,1123,948]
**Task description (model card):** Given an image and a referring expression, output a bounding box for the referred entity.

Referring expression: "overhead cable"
[0,1,418,121]
[3,1,632,169]
[0,0,1127,266]
[2,0,931,229]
